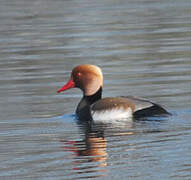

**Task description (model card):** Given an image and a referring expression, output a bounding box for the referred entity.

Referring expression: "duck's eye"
[77,72,81,77]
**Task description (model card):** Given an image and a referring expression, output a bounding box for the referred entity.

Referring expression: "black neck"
[84,87,102,105]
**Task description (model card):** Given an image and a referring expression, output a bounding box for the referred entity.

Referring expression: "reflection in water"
[60,117,166,179]
[61,122,108,178]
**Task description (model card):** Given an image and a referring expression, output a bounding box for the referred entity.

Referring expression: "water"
[1,0,191,179]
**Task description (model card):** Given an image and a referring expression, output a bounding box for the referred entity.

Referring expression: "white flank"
[91,107,133,123]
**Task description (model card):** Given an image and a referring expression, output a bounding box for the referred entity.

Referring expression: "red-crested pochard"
[57,64,170,121]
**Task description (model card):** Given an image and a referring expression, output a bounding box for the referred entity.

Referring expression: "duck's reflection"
[60,115,167,178]
[61,121,108,178]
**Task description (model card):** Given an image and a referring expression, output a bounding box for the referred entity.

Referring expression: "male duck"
[57,64,169,121]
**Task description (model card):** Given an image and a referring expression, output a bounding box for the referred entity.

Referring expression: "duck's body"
[57,64,169,121]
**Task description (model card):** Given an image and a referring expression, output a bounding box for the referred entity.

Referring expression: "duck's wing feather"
[120,96,170,118]
[90,97,135,121]
[91,96,170,119]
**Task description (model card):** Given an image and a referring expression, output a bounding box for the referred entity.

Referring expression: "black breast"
[76,87,102,121]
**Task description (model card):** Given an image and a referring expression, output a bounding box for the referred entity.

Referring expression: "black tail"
[133,103,171,119]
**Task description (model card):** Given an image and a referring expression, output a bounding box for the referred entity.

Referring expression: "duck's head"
[57,64,103,96]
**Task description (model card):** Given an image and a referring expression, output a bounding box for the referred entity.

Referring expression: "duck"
[57,64,170,121]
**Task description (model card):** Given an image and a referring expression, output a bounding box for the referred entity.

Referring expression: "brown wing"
[91,97,136,112]
[91,96,169,118]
